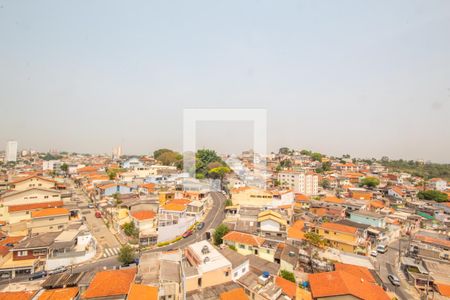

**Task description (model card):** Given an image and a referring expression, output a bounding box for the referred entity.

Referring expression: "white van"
[376,244,388,253]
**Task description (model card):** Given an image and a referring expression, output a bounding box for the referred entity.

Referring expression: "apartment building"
[277,171,318,195]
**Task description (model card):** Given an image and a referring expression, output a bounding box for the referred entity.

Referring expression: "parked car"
[388,274,400,286]
[182,230,193,238]
[88,203,94,209]
[0,273,10,279]
[48,266,67,275]
[29,271,47,281]
[376,244,388,254]
[370,250,378,257]
[95,211,102,218]
[196,222,205,230]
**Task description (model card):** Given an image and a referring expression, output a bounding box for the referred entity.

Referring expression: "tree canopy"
[213,224,230,245]
[418,190,448,202]
[118,245,136,265]
[360,177,380,188]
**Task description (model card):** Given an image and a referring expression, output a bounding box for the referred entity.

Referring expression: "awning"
[417,211,434,220]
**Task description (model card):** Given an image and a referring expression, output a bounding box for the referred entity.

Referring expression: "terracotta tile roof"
[322,196,345,204]
[230,186,251,193]
[127,283,158,300]
[223,231,265,247]
[275,276,297,298]
[295,193,310,201]
[77,166,99,173]
[435,282,450,297]
[321,222,357,234]
[415,234,450,248]
[0,246,10,257]
[161,202,187,212]
[309,270,389,300]
[0,291,36,300]
[140,183,156,190]
[8,201,64,213]
[170,198,192,205]
[38,287,79,300]
[0,236,25,247]
[83,269,136,299]
[287,220,306,240]
[11,175,56,184]
[369,200,385,209]
[219,288,249,300]
[131,210,156,221]
[32,208,70,218]
[334,263,375,284]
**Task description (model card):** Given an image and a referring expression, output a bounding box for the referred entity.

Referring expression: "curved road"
[147,191,227,252]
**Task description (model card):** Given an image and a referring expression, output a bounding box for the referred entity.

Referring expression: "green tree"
[122,222,138,237]
[157,151,182,166]
[213,224,230,245]
[300,150,312,156]
[279,147,290,155]
[224,199,233,207]
[118,245,136,265]
[322,161,332,172]
[60,163,69,173]
[320,179,331,189]
[153,148,172,159]
[360,177,380,188]
[280,270,296,283]
[107,168,118,180]
[279,159,292,169]
[196,149,226,178]
[311,152,322,162]
[418,190,448,202]
[304,232,324,248]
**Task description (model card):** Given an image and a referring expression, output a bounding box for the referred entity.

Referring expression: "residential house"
[97,183,132,197]
[312,222,365,254]
[223,231,265,256]
[83,268,136,299]
[130,210,157,247]
[219,247,249,281]
[349,188,373,201]
[256,210,287,241]
[184,241,233,292]
[29,208,70,234]
[10,175,57,191]
[308,264,390,300]
[428,178,448,191]
[350,210,386,228]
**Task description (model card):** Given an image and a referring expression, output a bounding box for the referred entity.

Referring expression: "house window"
[44,196,49,199]
[17,251,28,257]
[198,278,202,287]
[225,271,229,276]
[239,244,245,249]
[33,249,46,256]
[49,218,54,221]
[324,230,329,234]
[234,272,238,277]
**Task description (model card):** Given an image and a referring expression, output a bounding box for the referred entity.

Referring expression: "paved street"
[375,238,419,300]
[146,191,227,252]
[67,180,121,249]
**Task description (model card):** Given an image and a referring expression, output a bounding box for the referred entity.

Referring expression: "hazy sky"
[1,1,449,162]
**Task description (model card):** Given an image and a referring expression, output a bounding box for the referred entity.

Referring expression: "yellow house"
[0,188,62,224]
[313,222,359,253]
[222,231,265,256]
[10,176,56,191]
[230,187,274,207]
[158,191,175,206]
